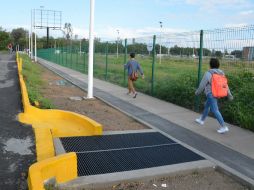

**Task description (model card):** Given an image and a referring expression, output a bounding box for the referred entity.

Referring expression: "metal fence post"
[105,41,108,80]
[58,44,60,64]
[84,50,86,73]
[66,44,67,67]
[70,43,73,68]
[195,30,204,112]
[124,39,127,85]
[61,44,64,65]
[151,35,156,95]
[54,46,57,64]
[76,47,78,71]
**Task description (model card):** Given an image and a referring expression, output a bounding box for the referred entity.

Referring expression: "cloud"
[94,26,188,41]
[224,23,249,28]
[72,27,89,39]
[239,10,254,15]
[185,0,249,8]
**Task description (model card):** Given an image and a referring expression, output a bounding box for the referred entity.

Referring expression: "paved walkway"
[38,58,254,185]
[0,53,35,190]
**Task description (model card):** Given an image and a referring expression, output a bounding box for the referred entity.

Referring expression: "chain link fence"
[37,25,254,130]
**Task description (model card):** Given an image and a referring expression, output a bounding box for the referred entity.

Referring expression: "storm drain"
[60,132,204,176]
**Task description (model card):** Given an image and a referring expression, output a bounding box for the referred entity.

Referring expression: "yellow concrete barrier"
[17,55,102,138]
[34,128,55,162]
[16,54,103,160]
[28,152,77,190]
[16,54,103,190]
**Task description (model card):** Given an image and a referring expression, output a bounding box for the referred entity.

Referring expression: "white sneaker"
[195,118,204,125]
[217,126,229,134]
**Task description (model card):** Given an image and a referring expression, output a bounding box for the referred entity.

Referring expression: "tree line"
[0,26,243,58]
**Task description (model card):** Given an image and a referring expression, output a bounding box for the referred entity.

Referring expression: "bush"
[220,71,254,131]
[154,73,198,110]
[153,70,254,131]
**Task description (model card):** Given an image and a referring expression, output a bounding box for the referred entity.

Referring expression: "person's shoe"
[195,118,204,125]
[133,93,138,98]
[217,126,229,134]
[126,92,131,96]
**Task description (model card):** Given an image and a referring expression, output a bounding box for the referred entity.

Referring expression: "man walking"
[124,52,144,98]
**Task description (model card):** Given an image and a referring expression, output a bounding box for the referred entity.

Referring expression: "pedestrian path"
[38,58,254,185]
[0,53,35,190]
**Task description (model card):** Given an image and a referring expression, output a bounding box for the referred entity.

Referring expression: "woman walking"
[195,58,233,134]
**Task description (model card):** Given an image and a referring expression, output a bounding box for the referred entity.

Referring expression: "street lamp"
[159,21,163,64]
[30,9,33,59]
[116,29,119,58]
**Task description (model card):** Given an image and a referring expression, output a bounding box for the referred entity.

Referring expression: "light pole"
[30,9,33,59]
[28,28,30,56]
[159,21,163,64]
[87,0,95,99]
[35,26,37,62]
[34,8,38,62]
[116,29,119,58]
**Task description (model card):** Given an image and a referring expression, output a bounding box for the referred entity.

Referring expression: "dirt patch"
[86,169,249,190]
[40,66,147,131]
[39,65,250,190]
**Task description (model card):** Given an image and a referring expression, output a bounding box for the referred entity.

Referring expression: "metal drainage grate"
[60,132,175,152]
[60,132,204,176]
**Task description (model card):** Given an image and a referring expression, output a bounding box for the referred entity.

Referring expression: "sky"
[1,0,254,40]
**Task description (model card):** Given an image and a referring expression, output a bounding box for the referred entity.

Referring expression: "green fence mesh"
[37,25,254,130]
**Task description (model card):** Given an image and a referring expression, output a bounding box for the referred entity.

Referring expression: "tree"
[0,27,11,50]
[224,49,229,55]
[63,23,73,40]
[0,31,10,50]
[11,28,28,49]
[231,50,242,58]
[215,50,223,58]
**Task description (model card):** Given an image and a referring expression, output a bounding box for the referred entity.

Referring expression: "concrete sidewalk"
[38,58,254,185]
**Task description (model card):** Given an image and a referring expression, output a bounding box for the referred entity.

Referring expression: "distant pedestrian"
[195,58,233,134]
[7,43,13,54]
[124,52,144,98]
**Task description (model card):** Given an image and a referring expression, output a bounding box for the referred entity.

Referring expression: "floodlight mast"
[32,8,62,62]
[159,21,163,64]
[87,0,95,99]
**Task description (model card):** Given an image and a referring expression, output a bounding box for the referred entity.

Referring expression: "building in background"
[243,47,254,61]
